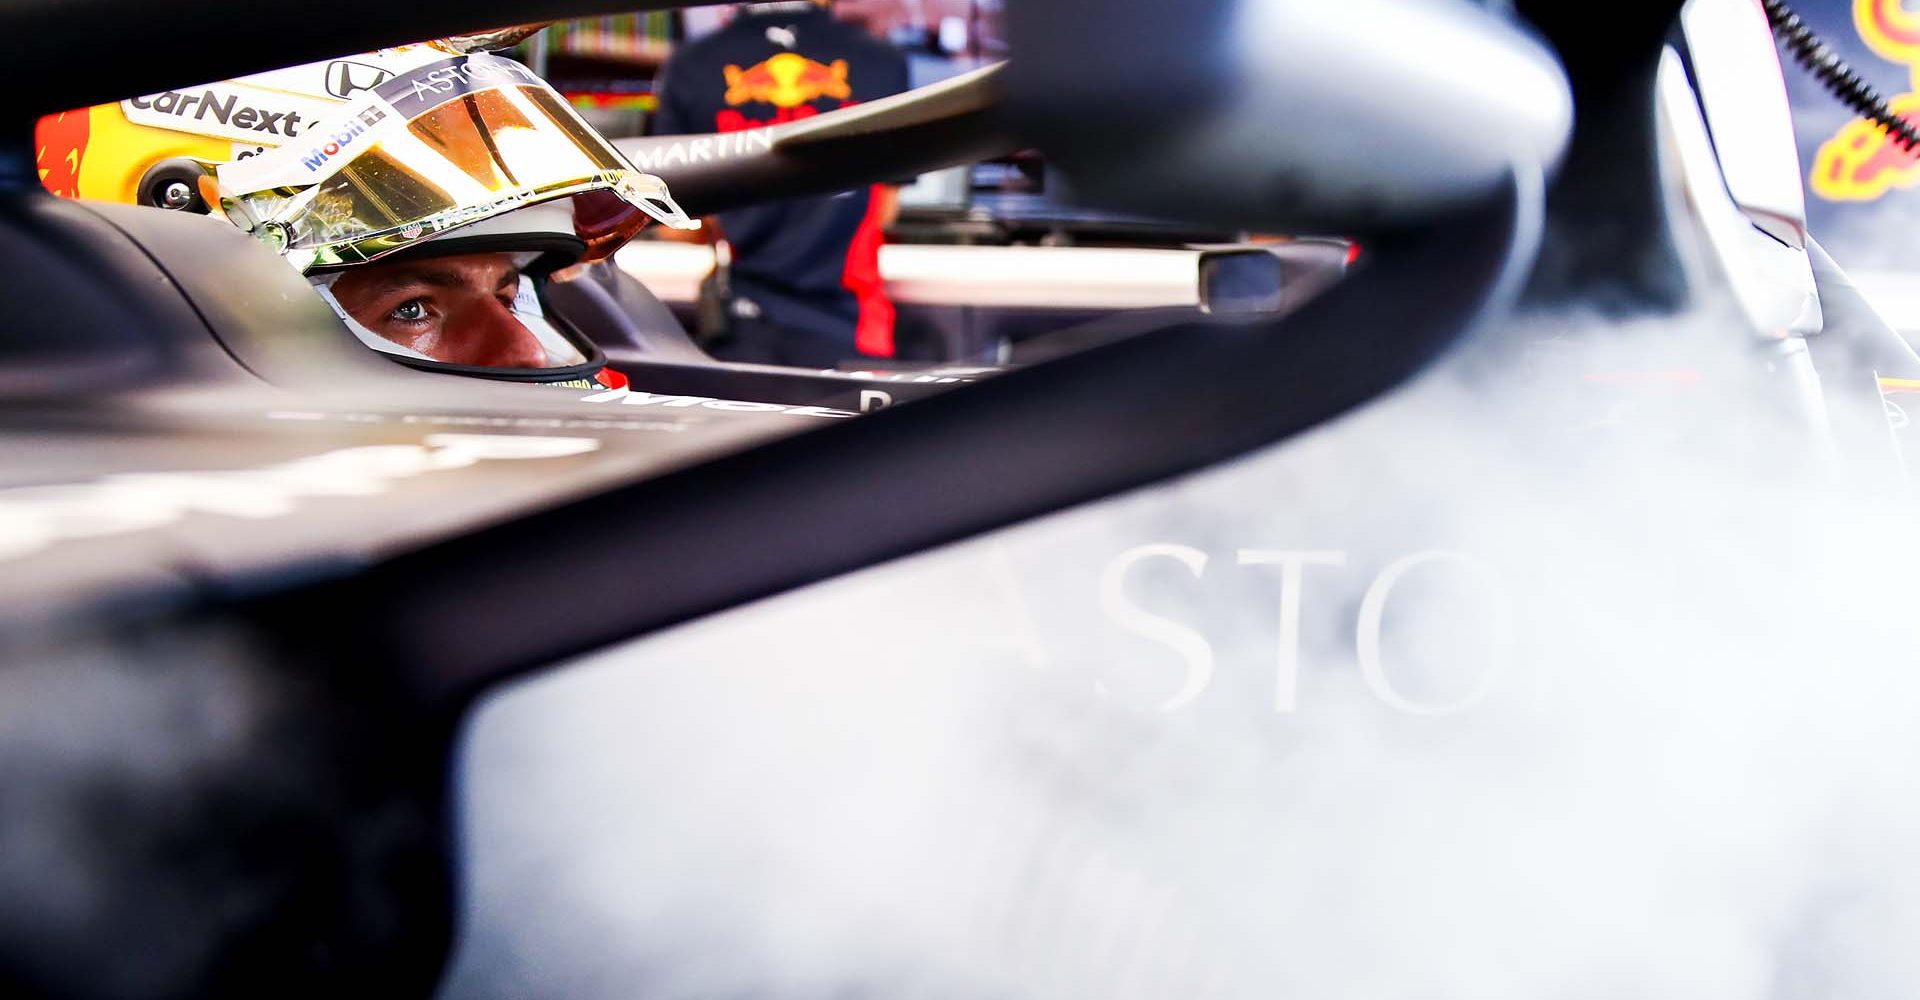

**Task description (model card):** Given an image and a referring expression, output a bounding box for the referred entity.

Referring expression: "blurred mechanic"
[37,41,696,386]
[650,0,910,367]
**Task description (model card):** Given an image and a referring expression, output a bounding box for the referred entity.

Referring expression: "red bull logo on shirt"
[723,53,852,109]
[1813,0,1920,200]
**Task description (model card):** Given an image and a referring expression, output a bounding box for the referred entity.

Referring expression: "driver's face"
[329,253,549,369]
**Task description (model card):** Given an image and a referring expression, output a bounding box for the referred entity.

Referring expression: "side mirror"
[1006,0,1571,234]
[1198,249,1285,316]
[1197,239,1356,316]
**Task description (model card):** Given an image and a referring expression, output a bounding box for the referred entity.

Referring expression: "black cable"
[1763,0,1920,151]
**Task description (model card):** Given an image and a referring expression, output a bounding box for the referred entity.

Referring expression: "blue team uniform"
[651,3,911,366]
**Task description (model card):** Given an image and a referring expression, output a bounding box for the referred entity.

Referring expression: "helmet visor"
[215,53,695,272]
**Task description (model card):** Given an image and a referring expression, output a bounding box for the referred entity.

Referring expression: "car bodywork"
[0,0,1907,997]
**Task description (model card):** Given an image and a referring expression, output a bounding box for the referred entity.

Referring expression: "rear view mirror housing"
[1198,249,1286,316]
[1005,0,1572,235]
[1197,240,1355,317]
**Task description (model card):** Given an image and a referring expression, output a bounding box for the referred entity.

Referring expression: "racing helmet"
[34,40,698,384]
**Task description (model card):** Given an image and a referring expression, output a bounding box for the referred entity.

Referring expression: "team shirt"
[650,3,911,357]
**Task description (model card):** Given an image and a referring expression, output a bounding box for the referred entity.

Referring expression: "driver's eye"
[391,300,430,323]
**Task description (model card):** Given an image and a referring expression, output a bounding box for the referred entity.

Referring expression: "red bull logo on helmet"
[34,109,89,199]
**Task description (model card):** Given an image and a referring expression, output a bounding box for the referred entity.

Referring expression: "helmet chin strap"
[312,267,587,369]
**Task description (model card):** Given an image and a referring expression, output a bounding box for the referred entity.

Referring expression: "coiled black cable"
[1763,0,1920,151]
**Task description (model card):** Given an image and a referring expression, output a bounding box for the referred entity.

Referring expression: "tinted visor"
[216,54,694,272]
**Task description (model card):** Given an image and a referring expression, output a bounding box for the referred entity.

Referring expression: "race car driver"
[34,41,697,384]
[309,204,605,372]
